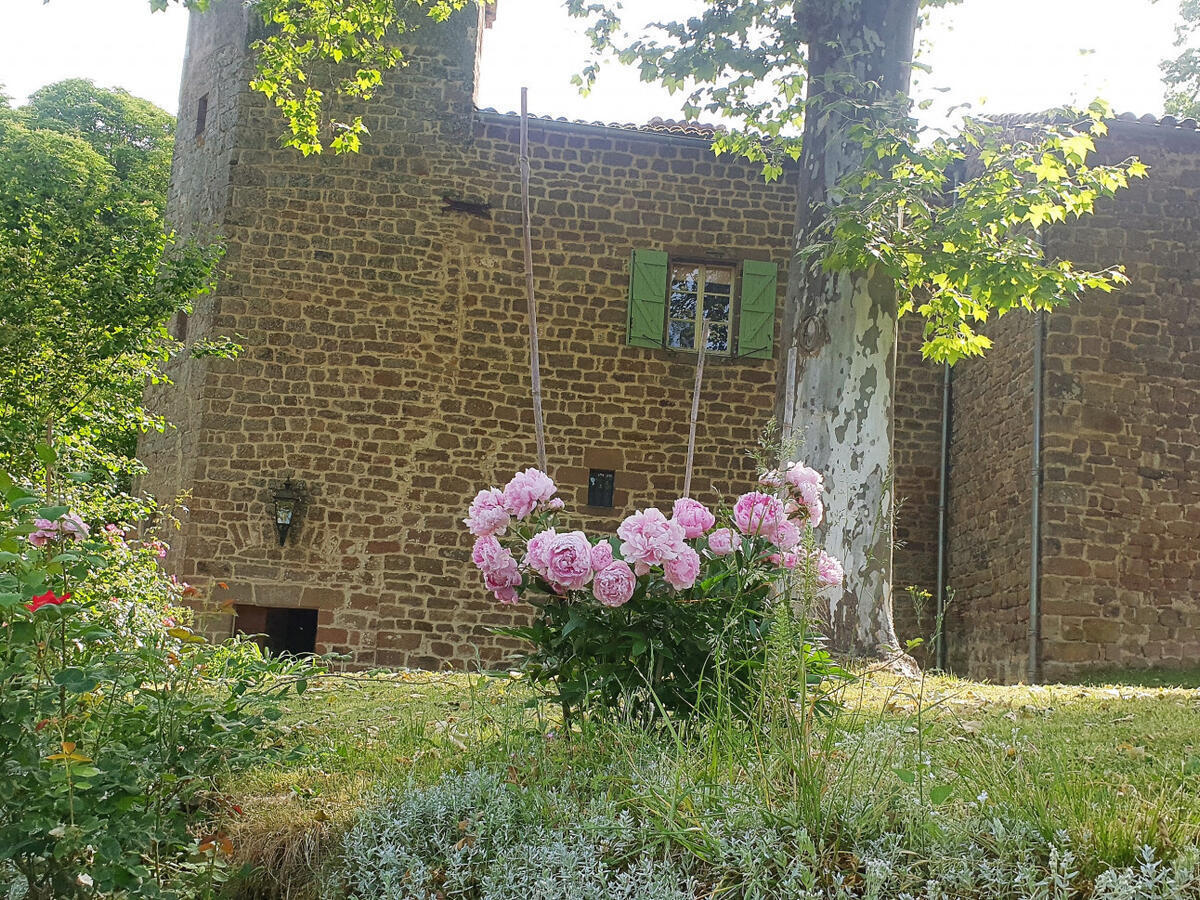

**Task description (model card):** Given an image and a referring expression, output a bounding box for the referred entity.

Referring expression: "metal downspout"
[935,363,951,671]
[1028,309,1045,683]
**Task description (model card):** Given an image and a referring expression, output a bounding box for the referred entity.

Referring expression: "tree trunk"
[778,0,920,657]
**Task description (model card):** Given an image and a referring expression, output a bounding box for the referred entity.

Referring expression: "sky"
[0,0,1184,129]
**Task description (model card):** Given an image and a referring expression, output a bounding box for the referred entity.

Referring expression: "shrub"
[334,770,697,900]
[0,474,316,899]
[465,464,847,722]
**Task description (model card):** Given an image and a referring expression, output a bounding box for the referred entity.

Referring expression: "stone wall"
[1038,124,1200,678]
[146,6,1200,679]
[945,312,1036,682]
[892,317,946,653]
[141,6,817,668]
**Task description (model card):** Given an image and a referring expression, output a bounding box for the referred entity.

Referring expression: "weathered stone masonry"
[143,3,1200,679]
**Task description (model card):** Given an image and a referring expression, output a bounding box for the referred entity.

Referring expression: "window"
[234,605,317,656]
[587,469,615,507]
[668,263,733,354]
[195,93,209,139]
[627,250,778,359]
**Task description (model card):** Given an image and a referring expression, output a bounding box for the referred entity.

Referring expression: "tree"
[129,0,477,155]
[566,0,1144,658]
[0,82,221,512]
[1163,0,1200,117]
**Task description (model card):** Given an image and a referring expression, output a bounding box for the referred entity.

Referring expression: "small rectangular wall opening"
[234,605,317,656]
[195,93,209,139]
[588,469,615,508]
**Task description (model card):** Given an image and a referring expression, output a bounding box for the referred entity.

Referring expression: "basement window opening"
[588,469,615,508]
[234,605,317,656]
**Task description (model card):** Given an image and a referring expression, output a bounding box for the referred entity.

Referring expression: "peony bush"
[465,464,843,721]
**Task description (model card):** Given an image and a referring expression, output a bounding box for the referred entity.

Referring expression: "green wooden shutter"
[627,249,668,348]
[738,259,778,359]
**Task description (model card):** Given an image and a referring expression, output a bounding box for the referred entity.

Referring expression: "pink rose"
[671,497,715,539]
[815,550,844,587]
[707,528,740,557]
[589,541,614,571]
[503,468,558,519]
[663,546,702,591]
[733,492,786,539]
[773,518,801,552]
[797,482,824,528]
[524,528,557,576]
[465,488,511,537]
[545,531,593,592]
[59,513,90,541]
[617,508,686,575]
[592,560,636,607]
[28,518,58,548]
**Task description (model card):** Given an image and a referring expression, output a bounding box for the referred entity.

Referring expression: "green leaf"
[893,768,917,785]
[929,784,954,805]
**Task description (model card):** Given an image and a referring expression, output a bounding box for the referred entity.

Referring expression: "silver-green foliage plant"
[335,770,697,900]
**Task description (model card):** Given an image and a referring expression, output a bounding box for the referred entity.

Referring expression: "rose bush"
[0,473,316,899]
[466,464,844,721]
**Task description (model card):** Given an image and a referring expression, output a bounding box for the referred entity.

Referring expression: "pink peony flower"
[733,492,786,539]
[481,547,522,604]
[592,560,636,608]
[796,482,824,528]
[773,518,801,553]
[547,497,565,511]
[617,508,687,576]
[671,497,715,539]
[524,528,557,577]
[545,531,593,592]
[758,469,783,489]
[783,462,823,493]
[502,468,558,519]
[707,528,740,557]
[464,488,510,537]
[471,535,505,571]
[663,546,702,591]
[815,550,844,587]
[589,541,614,571]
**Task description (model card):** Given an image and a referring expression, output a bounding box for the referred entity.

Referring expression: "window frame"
[665,258,737,357]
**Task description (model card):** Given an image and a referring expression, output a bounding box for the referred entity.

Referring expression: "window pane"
[671,265,700,292]
[703,293,730,322]
[670,290,697,319]
[668,320,695,349]
[705,266,733,288]
[707,323,729,354]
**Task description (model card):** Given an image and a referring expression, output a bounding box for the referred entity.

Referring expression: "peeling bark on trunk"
[778,0,920,657]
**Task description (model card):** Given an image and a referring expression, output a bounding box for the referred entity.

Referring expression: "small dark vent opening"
[588,469,615,508]
[235,605,317,656]
[195,94,209,139]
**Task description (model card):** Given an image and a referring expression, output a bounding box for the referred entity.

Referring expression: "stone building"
[142,1,1200,681]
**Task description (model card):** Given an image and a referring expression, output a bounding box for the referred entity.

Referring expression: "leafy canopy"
[136,0,479,155]
[1163,0,1200,118]
[0,81,225,508]
[566,1,1147,363]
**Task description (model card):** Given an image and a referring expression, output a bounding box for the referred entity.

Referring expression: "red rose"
[26,591,69,612]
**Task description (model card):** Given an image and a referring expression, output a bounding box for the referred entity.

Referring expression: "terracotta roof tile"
[476,108,726,141]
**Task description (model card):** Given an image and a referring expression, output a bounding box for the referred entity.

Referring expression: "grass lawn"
[224,669,1200,898]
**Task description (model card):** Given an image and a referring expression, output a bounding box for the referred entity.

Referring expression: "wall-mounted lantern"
[271,478,306,546]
